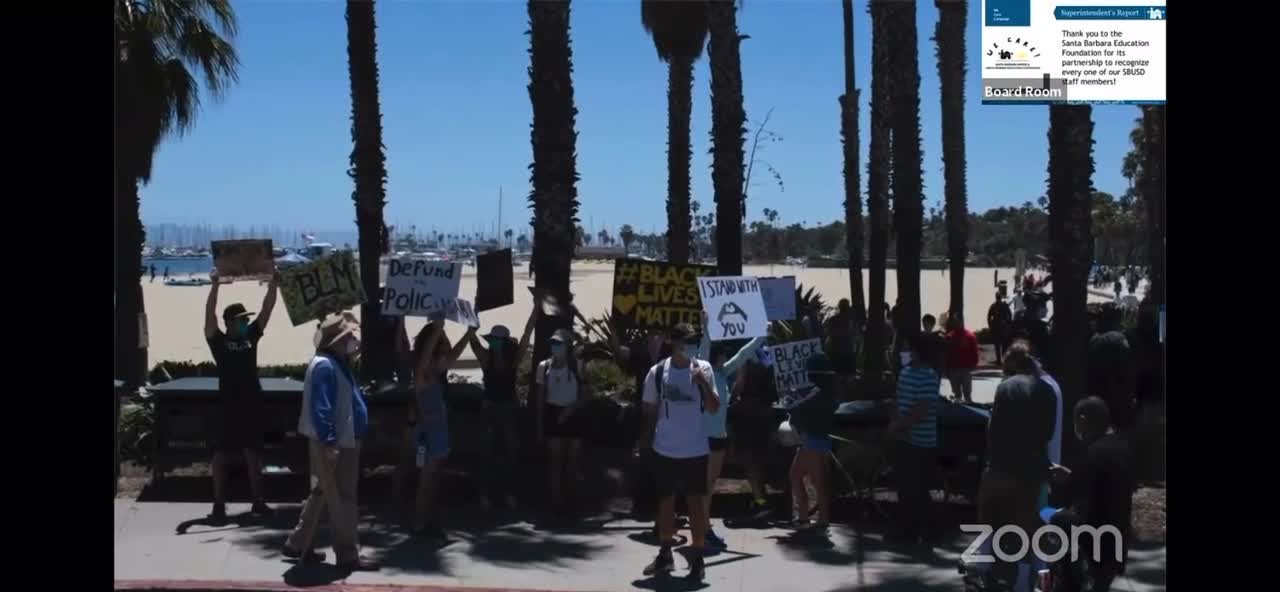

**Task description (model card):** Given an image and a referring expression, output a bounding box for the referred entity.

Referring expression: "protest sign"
[212,239,275,281]
[759,276,797,321]
[475,249,514,312]
[612,258,716,331]
[697,276,769,341]
[771,338,824,392]
[436,298,480,328]
[382,259,463,317]
[280,251,365,326]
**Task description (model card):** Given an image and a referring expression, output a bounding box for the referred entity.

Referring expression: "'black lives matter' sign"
[771,338,824,393]
[280,251,366,326]
[611,258,716,331]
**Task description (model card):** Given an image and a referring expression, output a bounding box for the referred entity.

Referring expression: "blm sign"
[611,258,716,331]
[280,251,365,326]
[771,338,824,393]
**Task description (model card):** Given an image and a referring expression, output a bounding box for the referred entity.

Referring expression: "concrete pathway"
[115,501,1165,592]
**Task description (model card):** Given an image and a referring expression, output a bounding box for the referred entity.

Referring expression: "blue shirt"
[896,365,941,448]
[698,335,768,439]
[308,355,369,445]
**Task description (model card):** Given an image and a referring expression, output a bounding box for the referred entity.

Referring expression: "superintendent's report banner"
[981,0,1165,104]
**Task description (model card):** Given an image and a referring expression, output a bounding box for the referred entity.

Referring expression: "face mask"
[234,319,250,335]
[550,343,565,357]
[671,343,688,359]
[344,337,361,356]
[488,338,505,352]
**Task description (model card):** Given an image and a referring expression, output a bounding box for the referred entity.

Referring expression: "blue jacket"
[301,355,369,446]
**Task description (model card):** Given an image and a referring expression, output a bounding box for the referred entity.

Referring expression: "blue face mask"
[488,338,505,352]
[671,343,688,359]
[549,343,565,357]
[233,318,250,336]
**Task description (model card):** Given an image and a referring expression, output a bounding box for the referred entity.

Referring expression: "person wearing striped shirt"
[890,335,943,544]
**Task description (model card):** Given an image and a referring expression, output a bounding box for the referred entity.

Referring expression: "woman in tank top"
[534,328,588,512]
[410,319,474,538]
[465,304,538,508]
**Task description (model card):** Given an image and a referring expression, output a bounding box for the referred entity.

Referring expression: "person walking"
[465,305,538,508]
[728,355,780,518]
[163,266,170,281]
[695,312,767,549]
[535,328,588,513]
[149,265,156,283]
[987,292,1013,364]
[410,319,474,538]
[782,354,840,531]
[284,313,376,571]
[890,336,943,544]
[640,323,720,581]
[202,269,278,523]
[944,315,979,403]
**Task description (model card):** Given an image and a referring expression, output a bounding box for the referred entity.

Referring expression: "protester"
[783,354,839,531]
[987,291,1013,363]
[411,319,474,538]
[696,313,767,548]
[729,355,780,516]
[202,269,279,523]
[824,299,858,377]
[610,325,668,518]
[918,314,946,373]
[163,266,170,281]
[150,265,156,283]
[1049,397,1135,592]
[640,323,720,581]
[890,336,942,544]
[535,328,589,513]
[971,343,1058,589]
[466,305,538,508]
[285,313,375,570]
[944,314,979,404]
[1088,304,1136,434]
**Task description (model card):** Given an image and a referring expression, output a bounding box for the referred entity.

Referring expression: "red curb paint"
[114,581,601,592]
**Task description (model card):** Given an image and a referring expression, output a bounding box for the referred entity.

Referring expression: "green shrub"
[582,359,634,399]
[119,401,155,465]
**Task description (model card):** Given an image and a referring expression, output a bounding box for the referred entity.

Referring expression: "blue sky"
[141,0,1140,238]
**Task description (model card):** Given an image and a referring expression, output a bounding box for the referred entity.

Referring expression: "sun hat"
[484,325,512,340]
[549,328,573,344]
[314,313,360,350]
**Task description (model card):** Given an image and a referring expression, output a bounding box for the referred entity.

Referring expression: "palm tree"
[864,0,893,388]
[839,0,866,326]
[934,0,967,317]
[1140,105,1164,306]
[641,1,708,265]
[527,0,582,364]
[345,0,392,374]
[888,0,924,349]
[115,0,240,385]
[1046,104,1095,462]
[706,0,747,274]
[619,224,636,255]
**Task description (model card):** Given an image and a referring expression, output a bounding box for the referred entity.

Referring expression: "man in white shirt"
[640,323,721,582]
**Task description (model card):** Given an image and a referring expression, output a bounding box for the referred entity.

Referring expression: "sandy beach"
[142,262,1096,367]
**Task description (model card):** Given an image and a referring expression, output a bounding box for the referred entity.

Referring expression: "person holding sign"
[465,303,539,509]
[286,313,375,570]
[534,328,588,513]
[639,323,720,582]
[695,311,767,550]
[202,268,280,523]
[781,354,840,531]
[410,320,475,539]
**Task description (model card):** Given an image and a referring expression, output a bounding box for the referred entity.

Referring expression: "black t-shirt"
[986,374,1057,477]
[208,322,265,402]
[987,301,1012,331]
[1068,434,1135,566]
[1088,330,1133,396]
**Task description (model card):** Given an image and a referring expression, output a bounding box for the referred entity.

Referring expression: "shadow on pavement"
[176,506,304,535]
[281,562,348,587]
[630,576,711,591]
[825,574,960,592]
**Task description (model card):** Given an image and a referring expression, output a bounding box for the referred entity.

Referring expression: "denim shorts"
[416,422,450,461]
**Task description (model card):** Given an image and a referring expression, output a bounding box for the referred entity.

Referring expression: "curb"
[115,581,601,592]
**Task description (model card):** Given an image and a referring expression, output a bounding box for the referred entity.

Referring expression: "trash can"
[114,379,123,498]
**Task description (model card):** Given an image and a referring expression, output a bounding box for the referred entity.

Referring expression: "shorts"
[708,437,728,452]
[652,452,709,498]
[800,431,833,452]
[208,403,265,453]
[543,404,581,439]
[416,422,450,461]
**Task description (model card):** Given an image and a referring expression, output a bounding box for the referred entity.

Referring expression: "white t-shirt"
[536,359,582,407]
[1038,370,1064,466]
[642,358,716,459]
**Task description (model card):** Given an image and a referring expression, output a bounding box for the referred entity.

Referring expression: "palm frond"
[640,0,710,63]
[173,16,240,99]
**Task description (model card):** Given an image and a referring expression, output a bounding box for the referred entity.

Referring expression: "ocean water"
[143,257,214,278]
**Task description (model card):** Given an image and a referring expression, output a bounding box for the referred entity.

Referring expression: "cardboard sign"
[382,259,463,317]
[476,249,514,312]
[280,251,366,326]
[771,338,824,392]
[697,276,769,341]
[435,298,480,328]
[759,276,797,321]
[611,258,716,331]
[212,239,275,281]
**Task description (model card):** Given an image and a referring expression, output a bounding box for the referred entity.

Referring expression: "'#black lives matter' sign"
[611,258,716,331]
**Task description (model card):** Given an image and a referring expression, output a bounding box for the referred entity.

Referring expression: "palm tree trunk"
[1047,104,1095,464]
[864,0,893,388]
[707,0,746,275]
[666,56,693,265]
[527,0,581,366]
[840,0,865,327]
[1140,105,1164,306]
[936,0,968,317]
[115,175,146,386]
[346,0,391,374]
[889,0,924,345]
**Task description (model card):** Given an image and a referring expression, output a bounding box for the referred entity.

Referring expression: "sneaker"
[705,529,727,550]
[282,546,324,563]
[784,518,811,530]
[251,501,274,516]
[643,549,675,577]
[686,554,706,582]
[336,556,380,572]
[207,503,228,524]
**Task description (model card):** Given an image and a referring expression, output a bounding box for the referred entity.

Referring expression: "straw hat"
[314,312,360,350]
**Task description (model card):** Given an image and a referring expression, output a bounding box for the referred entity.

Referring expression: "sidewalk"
[114,501,1166,591]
